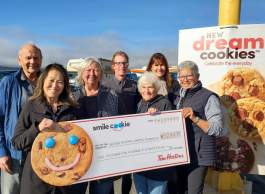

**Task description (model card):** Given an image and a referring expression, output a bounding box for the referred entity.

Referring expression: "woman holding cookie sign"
[12,64,88,194]
[172,60,227,194]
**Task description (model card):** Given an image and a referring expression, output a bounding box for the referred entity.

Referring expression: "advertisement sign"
[31,110,189,186]
[178,24,265,193]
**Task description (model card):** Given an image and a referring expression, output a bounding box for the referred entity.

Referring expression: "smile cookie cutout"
[31,122,93,186]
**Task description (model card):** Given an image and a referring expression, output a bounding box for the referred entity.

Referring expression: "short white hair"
[178,60,199,78]
[76,57,102,86]
[137,71,161,92]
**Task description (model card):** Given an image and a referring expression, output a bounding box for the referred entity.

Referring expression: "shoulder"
[0,70,20,87]
[153,95,172,110]
[99,85,118,97]
[126,78,137,86]
[101,77,115,87]
[159,96,172,106]
[201,87,219,98]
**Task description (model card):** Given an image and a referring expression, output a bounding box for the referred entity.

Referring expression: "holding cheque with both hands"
[27,71,190,194]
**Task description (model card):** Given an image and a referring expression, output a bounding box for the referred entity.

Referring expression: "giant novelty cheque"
[31,110,190,186]
[178,24,265,193]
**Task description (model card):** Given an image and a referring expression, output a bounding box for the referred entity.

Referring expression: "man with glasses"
[102,51,140,194]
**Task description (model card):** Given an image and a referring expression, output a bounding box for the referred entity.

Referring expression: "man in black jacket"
[103,51,140,194]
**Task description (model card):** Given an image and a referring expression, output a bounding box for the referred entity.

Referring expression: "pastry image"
[31,122,93,186]
[217,67,265,106]
[228,97,265,142]
[216,136,255,173]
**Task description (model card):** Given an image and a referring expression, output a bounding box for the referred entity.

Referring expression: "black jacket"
[12,99,87,194]
[136,95,175,181]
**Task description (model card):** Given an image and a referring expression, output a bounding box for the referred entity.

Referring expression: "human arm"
[182,95,226,136]
[11,102,39,152]
[0,78,8,157]
[0,78,12,173]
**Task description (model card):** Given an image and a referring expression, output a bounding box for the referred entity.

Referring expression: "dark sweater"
[102,77,140,114]
[136,95,175,181]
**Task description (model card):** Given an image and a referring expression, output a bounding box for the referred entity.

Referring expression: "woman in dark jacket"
[74,57,123,194]
[173,61,226,194]
[12,64,87,194]
[133,71,174,194]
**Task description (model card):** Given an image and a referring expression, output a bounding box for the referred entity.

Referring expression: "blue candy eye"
[45,137,56,148]
[69,135,79,145]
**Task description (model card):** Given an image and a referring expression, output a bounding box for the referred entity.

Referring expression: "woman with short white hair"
[134,71,175,194]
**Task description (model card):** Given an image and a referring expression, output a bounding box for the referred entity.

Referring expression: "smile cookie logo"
[31,122,93,186]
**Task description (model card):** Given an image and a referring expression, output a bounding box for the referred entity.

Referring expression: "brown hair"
[146,53,172,88]
[30,63,77,106]
[112,50,129,64]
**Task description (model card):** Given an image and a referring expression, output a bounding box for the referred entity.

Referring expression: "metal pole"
[218,0,241,25]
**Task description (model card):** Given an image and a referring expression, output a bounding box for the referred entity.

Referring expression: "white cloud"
[0,27,178,69]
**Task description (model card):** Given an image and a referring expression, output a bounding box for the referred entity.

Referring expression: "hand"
[0,156,12,174]
[182,107,196,120]
[148,107,160,115]
[38,118,57,131]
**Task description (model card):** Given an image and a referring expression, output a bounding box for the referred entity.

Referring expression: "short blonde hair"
[76,57,103,86]
[137,71,161,92]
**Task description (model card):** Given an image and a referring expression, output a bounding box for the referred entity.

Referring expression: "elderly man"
[0,43,42,194]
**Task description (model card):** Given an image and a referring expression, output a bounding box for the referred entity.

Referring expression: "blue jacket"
[0,69,23,160]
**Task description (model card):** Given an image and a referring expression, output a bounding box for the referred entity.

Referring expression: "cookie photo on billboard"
[227,97,265,143]
[216,136,255,173]
[209,67,265,107]
[31,122,93,186]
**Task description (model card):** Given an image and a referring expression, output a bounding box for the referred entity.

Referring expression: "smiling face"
[82,62,102,87]
[31,122,93,186]
[178,67,199,89]
[18,45,42,79]
[151,60,166,79]
[112,54,129,80]
[43,69,65,103]
[140,82,158,102]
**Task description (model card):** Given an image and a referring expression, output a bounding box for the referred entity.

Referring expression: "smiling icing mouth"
[44,153,81,172]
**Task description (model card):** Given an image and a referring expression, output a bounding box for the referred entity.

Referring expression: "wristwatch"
[193,116,200,124]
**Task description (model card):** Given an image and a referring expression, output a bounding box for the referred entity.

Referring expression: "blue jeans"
[1,159,23,194]
[133,174,168,194]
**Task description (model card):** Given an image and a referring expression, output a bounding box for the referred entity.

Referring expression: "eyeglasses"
[114,61,129,66]
[178,74,194,80]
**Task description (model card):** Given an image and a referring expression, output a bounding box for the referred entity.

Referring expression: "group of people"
[0,43,226,194]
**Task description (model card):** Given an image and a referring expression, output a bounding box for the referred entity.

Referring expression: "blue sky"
[0,0,264,68]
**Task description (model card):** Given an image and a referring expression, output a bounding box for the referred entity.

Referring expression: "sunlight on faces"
[140,82,158,101]
[178,67,199,89]
[151,60,166,79]
[112,55,129,78]
[81,62,102,86]
[18,45,42,78]
[43,69,64,102]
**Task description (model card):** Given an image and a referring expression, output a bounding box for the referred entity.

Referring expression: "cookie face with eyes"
[31,122,93,186]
